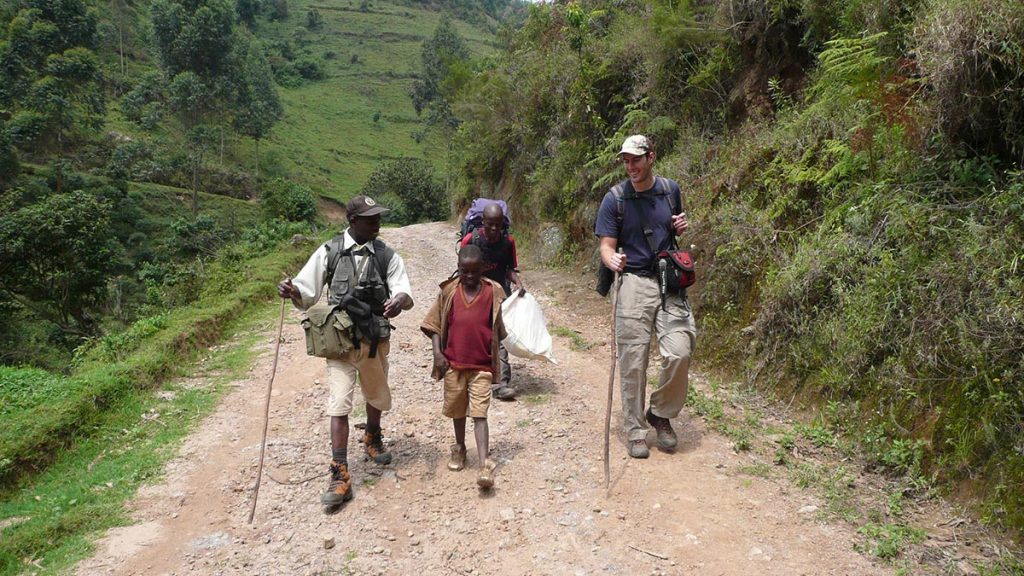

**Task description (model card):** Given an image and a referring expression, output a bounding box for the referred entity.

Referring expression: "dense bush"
[915,0,1024,162]
[260,177,317,223]
[359,157,447,225]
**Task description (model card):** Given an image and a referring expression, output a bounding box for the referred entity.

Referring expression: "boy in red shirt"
[459,203,523,400]
[421,245,507,488]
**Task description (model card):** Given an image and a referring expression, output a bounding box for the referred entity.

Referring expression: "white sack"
[501,291,558,364]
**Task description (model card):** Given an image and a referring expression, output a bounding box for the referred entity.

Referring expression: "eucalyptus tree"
[232,33,282,182]
[151,0,237,216]
[0,0,105,176]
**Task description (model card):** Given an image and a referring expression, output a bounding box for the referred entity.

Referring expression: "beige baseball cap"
[619,135,651,156]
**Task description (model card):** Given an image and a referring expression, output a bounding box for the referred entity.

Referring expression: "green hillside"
[252,0,499,200]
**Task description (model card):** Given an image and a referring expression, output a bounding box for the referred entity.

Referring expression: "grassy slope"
[0,307,281,574]
[235,0,499,202]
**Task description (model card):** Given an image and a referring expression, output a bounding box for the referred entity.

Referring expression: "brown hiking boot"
[321,461,353,506]
[363,430,392,465]
[646,409,678,450]
[477,459,497,489]
[448,444,467,471]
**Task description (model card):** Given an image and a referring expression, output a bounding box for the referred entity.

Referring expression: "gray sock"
[332,448,347,466]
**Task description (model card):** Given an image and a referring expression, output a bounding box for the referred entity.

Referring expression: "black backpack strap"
[372,238,394,300]
[324,234,346,284]
[655,175,684,216]
[610,181,631,240]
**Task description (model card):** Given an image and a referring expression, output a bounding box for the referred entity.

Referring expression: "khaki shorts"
[442,369,492,419]
[325,340,391,417]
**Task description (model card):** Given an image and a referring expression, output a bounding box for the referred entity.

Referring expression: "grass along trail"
[75,222,1011,575]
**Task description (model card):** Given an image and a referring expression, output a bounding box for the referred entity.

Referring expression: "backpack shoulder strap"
[469,228,484,247]
[372,239,395,298]
[324,234,347,281]
[610,179,633,222]
[654,175,683,215]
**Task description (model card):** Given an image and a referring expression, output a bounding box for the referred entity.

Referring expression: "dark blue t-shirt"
[594,178,680,273]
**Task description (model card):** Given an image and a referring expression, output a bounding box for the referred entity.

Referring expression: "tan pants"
[442,369,493,418]
[615,274,696,441]
[325,340,391,416]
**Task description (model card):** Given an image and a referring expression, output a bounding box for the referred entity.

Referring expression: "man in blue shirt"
[594,135,696,459]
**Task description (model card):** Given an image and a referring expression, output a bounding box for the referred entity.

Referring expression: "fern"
[584,98,677,191]
[811,32,890,100]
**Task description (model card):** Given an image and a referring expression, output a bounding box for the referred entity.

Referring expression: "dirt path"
[77,222,896,575]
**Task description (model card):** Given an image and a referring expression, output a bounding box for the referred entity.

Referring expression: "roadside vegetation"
[444,0,1024,535]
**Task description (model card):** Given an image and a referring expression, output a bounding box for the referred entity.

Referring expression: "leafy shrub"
[106,139,159,182]
[294,58,326,80]
[166,215,226,258]
[305,7,323,30]
[360,157,447,225]
[121,71,165,125]
[260,178,317,223]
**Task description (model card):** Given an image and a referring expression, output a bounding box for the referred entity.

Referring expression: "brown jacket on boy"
[420,276,508,380]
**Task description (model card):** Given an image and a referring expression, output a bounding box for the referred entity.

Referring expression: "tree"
[151,0,236,79]
[236,0,260,28]
[233,35,283,181]
[0,190,119,335]
[0,0,105,161]
[409,14,469,129]
[167,71,215,216]
[151,0,238,217]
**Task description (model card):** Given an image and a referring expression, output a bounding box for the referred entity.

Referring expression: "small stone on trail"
[404,431,415,438]
[323,537,335,550]
[653,503,661,510]
[499,508,515,521]
[798,505,818,514]
[314,379,320,385]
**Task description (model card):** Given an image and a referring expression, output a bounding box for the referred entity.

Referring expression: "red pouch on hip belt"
[657,250,695,294]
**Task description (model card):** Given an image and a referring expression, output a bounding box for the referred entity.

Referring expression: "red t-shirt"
[443,282,495,372]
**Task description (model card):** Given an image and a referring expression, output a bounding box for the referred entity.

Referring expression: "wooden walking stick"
[248,298,287,524]
[604,252,623,495]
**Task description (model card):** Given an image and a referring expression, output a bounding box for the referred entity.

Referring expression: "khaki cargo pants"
[615,274,696,442]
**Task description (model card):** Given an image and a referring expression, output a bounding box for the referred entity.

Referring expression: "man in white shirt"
[278,195,413,507]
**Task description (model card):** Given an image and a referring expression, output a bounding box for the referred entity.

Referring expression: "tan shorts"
[325,340,391,417]
[442,369,492,419]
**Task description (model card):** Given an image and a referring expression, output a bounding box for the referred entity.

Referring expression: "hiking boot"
[492,386,516,401]
[627,439,650,459]
[363,430,392,465]
[646,409,678,450]
[448,444,467,471]
[321,461,353,506]
[477,459,497,489]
